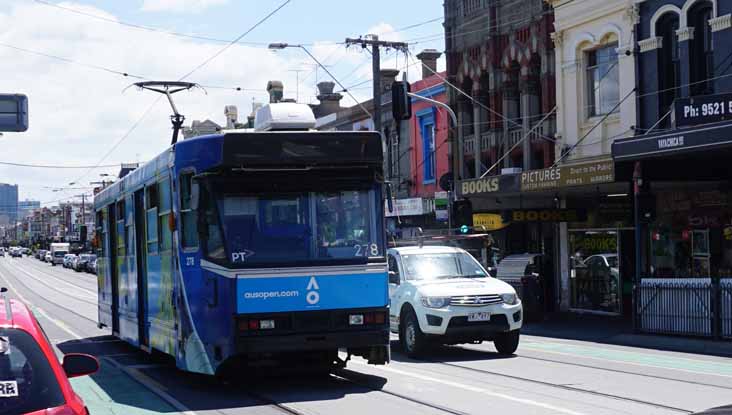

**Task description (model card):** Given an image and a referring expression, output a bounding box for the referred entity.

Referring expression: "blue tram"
[94,103,390,375]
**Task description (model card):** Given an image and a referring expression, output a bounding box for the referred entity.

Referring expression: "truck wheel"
[494,330,520,355]
[400,310,426,358]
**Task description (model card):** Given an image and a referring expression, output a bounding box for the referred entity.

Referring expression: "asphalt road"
[1,256,731,415]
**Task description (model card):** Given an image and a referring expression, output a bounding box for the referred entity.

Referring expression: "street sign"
[674,93,732,127]
[0,94,28,132]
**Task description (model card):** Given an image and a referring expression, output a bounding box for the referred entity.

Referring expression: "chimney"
[417,49,441,79]
[224,105,238,129]
[248,102,264,128]
[266,80,284,103]
[312,81,343,117]
[379,69,400,94]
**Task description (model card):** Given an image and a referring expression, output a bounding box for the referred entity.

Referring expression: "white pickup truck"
[388,245,522,357]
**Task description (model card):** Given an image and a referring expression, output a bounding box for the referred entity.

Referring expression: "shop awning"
[612,121,732,181]
[611,120,732,162]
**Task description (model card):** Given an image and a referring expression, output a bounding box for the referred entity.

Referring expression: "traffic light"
[452,199,473,233]
[79,225,87,243]
[391,81,412,121]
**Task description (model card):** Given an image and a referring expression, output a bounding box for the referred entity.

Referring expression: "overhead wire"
[29,0,330,48]
[63,0,293,194]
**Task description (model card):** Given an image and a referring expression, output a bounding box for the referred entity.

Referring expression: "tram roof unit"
[94,102,382,209]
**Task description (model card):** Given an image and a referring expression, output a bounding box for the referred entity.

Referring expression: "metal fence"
[722,279,732,339]
[638,278,732,340]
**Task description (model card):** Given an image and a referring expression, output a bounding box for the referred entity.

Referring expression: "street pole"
[344,36,408,136]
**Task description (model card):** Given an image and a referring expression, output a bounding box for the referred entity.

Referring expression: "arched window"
[689,1,714,96]
[656,13,680,118]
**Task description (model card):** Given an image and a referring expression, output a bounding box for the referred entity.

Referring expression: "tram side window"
[179,172,198,249]
[159,177,172,251]
[146,184,159,256]
[116,200,126,257]
[96,210,105,256]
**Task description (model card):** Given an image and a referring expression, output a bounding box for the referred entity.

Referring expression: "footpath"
[521,312,732,358]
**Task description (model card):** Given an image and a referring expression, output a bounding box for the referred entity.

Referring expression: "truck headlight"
[421,296,451,308]
[501,293,518,305]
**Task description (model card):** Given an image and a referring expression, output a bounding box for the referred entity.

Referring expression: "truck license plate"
[468,312,491,322]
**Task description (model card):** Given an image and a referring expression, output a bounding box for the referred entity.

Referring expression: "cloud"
[0,1,293,201]
[140,0,228,13]
[0,2,431,203]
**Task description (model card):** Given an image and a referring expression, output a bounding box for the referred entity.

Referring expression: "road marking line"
[352,361,586,415]
[0,267,83,340]
[7,259,96,297]
[102,357,198,415]
[518,342,732,379]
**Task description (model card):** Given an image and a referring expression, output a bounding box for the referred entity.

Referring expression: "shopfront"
[612,119,732,338]
[458,159,621,315]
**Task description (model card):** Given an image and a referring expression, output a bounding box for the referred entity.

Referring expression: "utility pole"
[344,35,408,136]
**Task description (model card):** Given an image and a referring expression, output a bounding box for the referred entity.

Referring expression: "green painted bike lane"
[521,340,732,378]
[69,361,178,415]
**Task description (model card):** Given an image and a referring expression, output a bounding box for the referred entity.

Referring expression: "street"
[0,256,730,415]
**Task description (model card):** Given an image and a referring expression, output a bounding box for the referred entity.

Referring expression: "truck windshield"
[401,252,488,281]
[201,186,384,267]
[53,251,67,257]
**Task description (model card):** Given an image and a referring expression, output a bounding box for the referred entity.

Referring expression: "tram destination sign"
[674,93,732,127]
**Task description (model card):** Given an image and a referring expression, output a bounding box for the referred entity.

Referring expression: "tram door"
[134,189,149,349]
[108,202,120,335]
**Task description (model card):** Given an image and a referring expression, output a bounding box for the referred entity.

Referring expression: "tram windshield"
[200,186,384,267]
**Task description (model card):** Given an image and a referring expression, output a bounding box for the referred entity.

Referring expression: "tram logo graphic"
[306,277,320,305]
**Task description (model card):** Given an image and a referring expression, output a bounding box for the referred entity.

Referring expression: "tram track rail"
[510,350,732,391]
[18,258,97,292]
[409,353,696,414]
[3,260,97,306]
[0,260,100,326]
[333,369,471,415]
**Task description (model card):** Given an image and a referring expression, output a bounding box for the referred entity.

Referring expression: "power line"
[0,161,121,169]
[30,0,329,48]
[178,0,292,81]
[0,41,147,80]
[67,0,292,191]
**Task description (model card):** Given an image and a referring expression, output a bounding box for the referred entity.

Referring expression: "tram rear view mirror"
[190,182,200,210]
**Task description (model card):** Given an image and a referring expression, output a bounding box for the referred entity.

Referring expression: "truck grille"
[450,295,502,307]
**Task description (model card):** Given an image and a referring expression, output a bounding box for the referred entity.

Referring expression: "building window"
[657,13,680,119]
[419,109,436,183]
[689,1,714,96]
[586,43,619,117]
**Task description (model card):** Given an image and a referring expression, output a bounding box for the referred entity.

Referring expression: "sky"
[0,0,445,204]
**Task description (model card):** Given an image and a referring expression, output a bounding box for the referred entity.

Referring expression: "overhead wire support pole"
[269,43,372,119]
[344,36,409,135]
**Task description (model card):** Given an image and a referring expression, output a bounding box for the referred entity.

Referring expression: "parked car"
[21,247,31,256]
[495,253,546,322]
[87,258,98,274]
[63,254,77,268]
[36,250,47,261]
[44,252,52,263]
[73,254,96,272]
[10,248,22,258]
[387,245,523,357]
[0,249,5,257]
[1,287,99,415]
